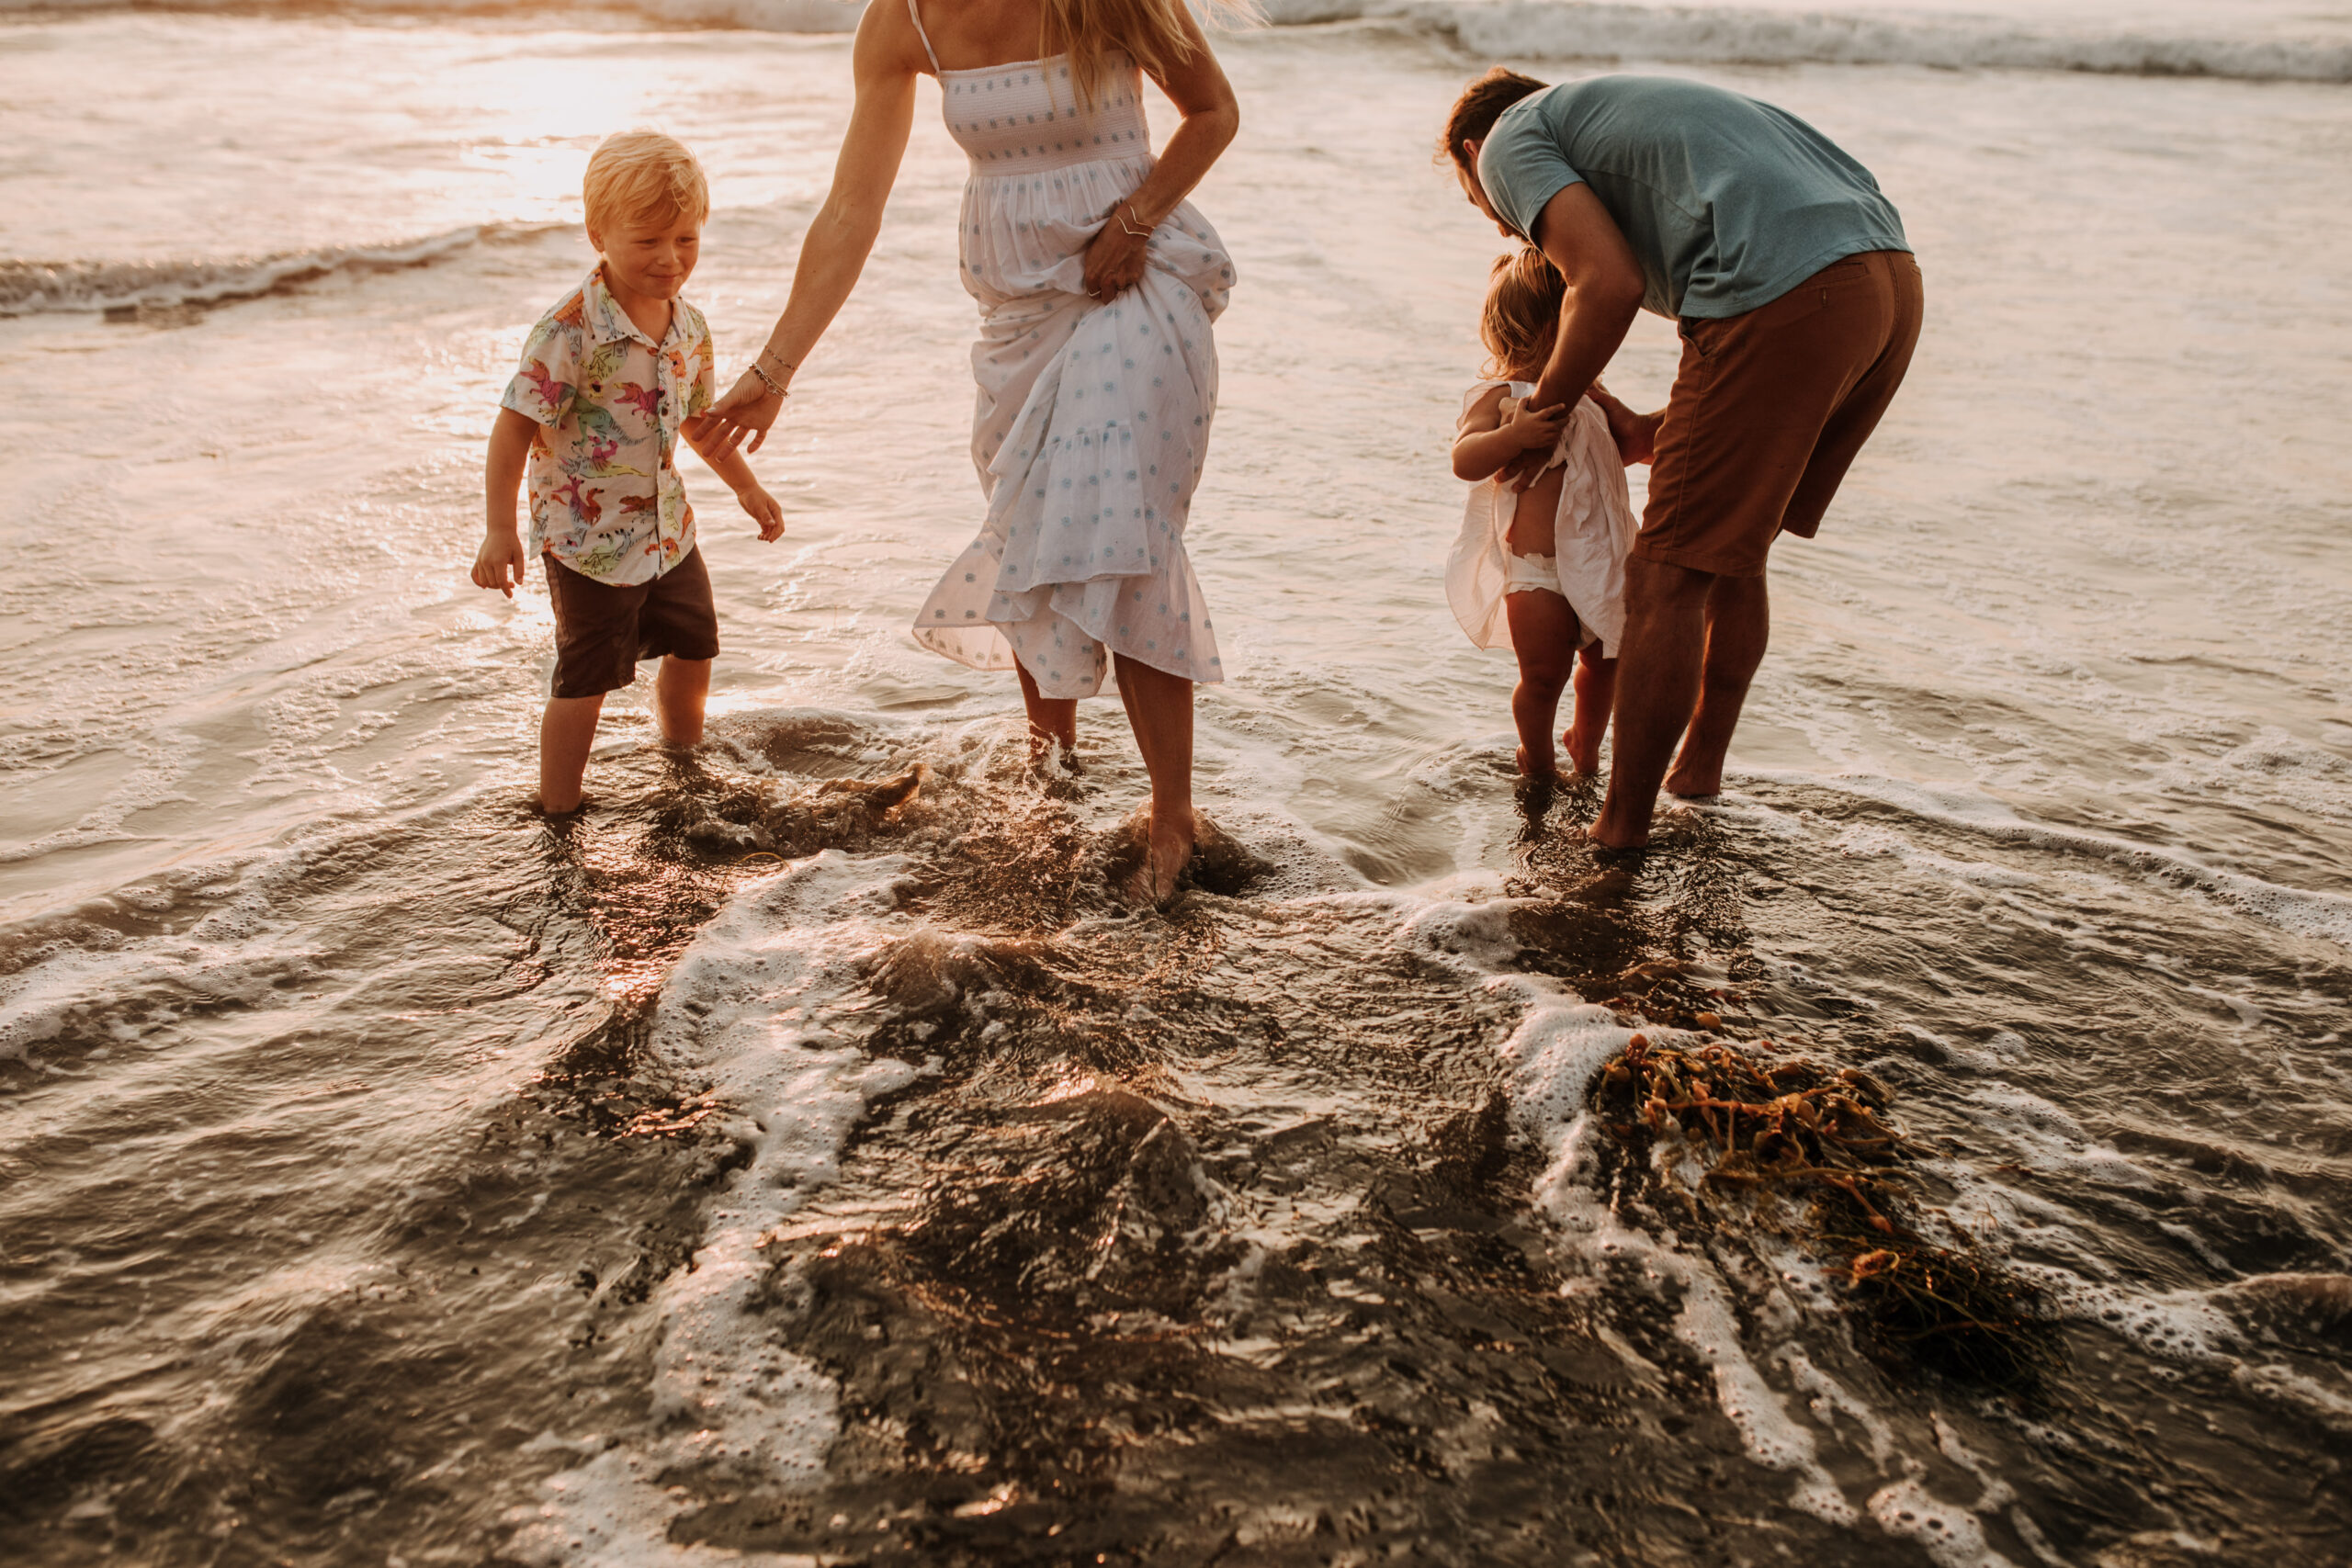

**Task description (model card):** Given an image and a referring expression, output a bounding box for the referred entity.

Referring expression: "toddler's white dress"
[1446,379,1637,656]
[907,11,1237,700]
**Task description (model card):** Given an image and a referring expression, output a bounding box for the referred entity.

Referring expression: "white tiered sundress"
[1447,380,1637,656]
[906,5,1237,699]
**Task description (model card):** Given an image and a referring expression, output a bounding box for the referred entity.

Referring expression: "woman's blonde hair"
[1480,246,1566,379]
[582,130,709,236]
[1040,0,1252,108]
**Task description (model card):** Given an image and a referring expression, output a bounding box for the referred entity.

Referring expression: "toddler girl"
[1447,247,1637,780]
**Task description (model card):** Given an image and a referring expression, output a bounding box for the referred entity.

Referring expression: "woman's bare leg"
[1112,653,1195,904]
[1015,660,1079,761]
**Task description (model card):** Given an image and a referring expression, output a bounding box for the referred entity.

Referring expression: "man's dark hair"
[1438,68,1549,172]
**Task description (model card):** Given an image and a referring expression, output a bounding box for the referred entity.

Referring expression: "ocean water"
[4,2,2350,1564]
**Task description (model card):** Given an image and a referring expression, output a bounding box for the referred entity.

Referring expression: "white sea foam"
[1731,772,2352,951]
[508,851,922,1565]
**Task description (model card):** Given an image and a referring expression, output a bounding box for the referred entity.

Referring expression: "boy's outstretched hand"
[740,485,786,543]
[472,530,530,598]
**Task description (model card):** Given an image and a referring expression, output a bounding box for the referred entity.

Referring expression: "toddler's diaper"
[1504,552,1562,598]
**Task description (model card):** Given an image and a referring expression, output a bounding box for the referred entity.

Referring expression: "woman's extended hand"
[1080,204,1152,302]
[700,370,787,456]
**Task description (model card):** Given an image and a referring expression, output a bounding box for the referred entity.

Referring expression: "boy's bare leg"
[653,656,712,747]
[1663,571,1769,798]
[1015,660,1079,761]
[1112,654,1195,903]
[538,694,605,814]
[1589,556,1717,848]
[1503,590,1577,783]
[1564,645,1618,776]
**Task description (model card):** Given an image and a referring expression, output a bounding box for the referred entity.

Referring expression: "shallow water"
[4,5,2350,1565]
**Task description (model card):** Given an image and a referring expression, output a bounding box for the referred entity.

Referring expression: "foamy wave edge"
[8,0,2349,84]
[1295,1,2352,84]
[0,221,562,318]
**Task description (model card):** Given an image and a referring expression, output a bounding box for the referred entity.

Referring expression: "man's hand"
[1498,397,1570,491]
[1593,389,1663,466]
[472,530,529,598]
[741,484,786,542]
[1500,395,1571,453]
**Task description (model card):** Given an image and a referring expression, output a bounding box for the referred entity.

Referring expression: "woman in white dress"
[700,0,1241,904]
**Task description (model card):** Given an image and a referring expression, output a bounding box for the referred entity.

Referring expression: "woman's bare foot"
[1561,722,1604,776]
[1139,807,1198,908]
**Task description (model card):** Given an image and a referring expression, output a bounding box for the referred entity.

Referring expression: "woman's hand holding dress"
[1082,207,1151,299]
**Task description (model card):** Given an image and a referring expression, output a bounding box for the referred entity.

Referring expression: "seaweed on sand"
[1588,1032,2060,1388]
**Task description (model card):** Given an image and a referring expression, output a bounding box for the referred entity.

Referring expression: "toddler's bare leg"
[654,656,712,748]
[538,694,605,814]
[1564,646,1618,775]
[1015,660,1079,761]
[1113,653,1195,906]
[1503,591,1577,784]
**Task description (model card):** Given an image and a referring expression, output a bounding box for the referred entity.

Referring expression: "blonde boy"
[473,130,784,813]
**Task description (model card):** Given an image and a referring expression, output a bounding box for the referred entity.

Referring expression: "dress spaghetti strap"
[905,0,943,73]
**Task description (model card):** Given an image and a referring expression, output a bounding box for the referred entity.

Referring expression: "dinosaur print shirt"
[500,267,716,586]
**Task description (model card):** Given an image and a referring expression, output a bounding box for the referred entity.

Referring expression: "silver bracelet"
[747,358,788,398]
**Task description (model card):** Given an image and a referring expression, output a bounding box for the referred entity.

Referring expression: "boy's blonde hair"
[582,130,709,236]
[1480,246,1566,380]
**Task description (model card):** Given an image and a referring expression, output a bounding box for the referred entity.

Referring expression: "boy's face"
[589,209,703,302]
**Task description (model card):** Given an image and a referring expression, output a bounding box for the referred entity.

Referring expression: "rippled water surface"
[4,5,2349,1565]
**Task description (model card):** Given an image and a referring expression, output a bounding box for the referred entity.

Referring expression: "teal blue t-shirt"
[1476,75,1910,321]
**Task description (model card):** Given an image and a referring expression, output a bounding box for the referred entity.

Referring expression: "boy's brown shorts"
[544,547,719,700]
[1637,249,1924,579]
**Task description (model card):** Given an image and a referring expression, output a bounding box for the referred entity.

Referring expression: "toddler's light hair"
[582,130,709,237]
[1479,245,1566,380]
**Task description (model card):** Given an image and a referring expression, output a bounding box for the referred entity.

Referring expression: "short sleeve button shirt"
[1476,76,1909,321]
[500,267,717,586]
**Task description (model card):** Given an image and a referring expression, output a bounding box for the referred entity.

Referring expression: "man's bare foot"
[1663,756,1723,798]
[1586,793,1652,850]
[1561,723,1604,776]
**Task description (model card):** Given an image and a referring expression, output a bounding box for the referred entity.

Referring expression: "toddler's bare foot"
[1514,745,1572,786]
[1561,723,1603,777]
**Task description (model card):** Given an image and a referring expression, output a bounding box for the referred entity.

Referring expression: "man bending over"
[1441,70,1922,847]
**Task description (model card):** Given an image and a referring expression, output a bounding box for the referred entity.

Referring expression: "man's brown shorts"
[1637,249,1924,579]
[545,547,719,700]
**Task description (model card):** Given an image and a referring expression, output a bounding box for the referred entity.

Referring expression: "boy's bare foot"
[1561,723,1604,777]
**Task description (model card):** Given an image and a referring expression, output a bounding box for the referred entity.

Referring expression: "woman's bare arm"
[1080,10,1239,299]
[701,6,923,453]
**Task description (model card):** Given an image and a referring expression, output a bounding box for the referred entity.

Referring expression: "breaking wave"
[1276,0,2352,83]
[5,0,2349,83]
[0,221,560,319]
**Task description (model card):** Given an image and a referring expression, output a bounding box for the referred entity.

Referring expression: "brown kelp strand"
[1588,1032,2061,1387]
